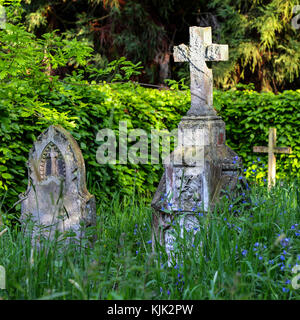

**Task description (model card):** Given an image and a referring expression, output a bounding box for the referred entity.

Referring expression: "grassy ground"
[0,177,300,300]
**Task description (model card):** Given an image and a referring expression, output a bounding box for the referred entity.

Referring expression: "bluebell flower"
[259,256,263,260]
[280,255,285,261]
[285,279,291,284]
[269,259,274,264]
[160,287,163,293]
[136,250,139,254]
[239,176,243,180]
[257,157,261,162]
[147,240,152,244]
[282,287,289,293]
[242,250,247,256]
[283,250,287,255]
[167,290,170,295]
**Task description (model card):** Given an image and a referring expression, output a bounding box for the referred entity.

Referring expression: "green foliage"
[0,23,300,222]
[209,0,300,91]
[16,0,300,90]
[214,84,300,182]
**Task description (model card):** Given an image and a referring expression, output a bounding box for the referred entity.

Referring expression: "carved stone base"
[151,116,242,262]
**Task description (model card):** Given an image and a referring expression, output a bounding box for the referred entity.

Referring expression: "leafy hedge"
[214,85,300,181]
[1,81,300,217]
[0,23,299,223]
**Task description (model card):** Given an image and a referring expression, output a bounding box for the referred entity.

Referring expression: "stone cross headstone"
[173,26,228,116]
[253,127,292,189]
[19,125,96,242]
[151,26,241,264]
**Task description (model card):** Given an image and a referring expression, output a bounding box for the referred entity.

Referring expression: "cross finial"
[173,27,228,116]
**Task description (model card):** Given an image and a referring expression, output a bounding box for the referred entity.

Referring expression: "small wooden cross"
[173,27,228,116]
[253,128,292,189]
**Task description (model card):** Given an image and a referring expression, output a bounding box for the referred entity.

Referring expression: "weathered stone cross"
[173,26,228,116]
[253,128,292,189]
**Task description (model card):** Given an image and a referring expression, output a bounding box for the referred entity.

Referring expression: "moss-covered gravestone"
[19,125,96,241]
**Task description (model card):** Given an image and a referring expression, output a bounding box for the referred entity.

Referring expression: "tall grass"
[0,178,300,300]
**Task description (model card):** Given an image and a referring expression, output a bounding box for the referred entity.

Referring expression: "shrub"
[0,23,299,223]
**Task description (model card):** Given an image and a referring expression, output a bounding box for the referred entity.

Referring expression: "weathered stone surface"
[19,125,96,241]
[173,27,228,117]
[151,26,241,263]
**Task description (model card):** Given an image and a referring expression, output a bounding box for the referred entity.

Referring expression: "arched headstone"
[19,125,96,241]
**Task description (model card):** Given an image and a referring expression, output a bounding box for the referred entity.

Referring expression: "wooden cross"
[253,128,292,189]
[173,27,228,116]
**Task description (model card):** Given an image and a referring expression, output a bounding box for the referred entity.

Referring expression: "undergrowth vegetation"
[1,178,300,300]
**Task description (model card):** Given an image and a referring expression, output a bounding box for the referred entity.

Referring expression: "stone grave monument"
[19,125,96,242]
[151,26,242,261]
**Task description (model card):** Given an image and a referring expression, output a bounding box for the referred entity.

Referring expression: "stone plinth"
[151,116,241,261]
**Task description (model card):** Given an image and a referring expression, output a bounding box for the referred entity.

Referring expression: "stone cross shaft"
[173,26,228,116]
[253,128,292,189]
